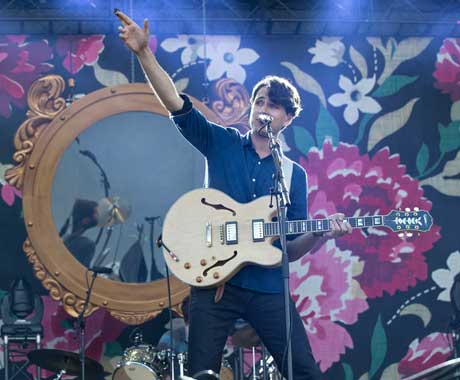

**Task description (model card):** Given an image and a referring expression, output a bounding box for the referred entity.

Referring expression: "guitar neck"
[264,215,386,236]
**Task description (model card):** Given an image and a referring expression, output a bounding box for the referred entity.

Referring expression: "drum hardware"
[53,369,67,380]
[112,344,163,380]
[177,353,186,377]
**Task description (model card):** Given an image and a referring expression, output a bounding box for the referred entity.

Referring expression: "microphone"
[90,266,113,274]
[257,113,273,125]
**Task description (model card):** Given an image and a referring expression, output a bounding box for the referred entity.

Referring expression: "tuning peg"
[405,207,411,212]
[398,232,405,239]
[414,207,419,212]
[406,232,413,238]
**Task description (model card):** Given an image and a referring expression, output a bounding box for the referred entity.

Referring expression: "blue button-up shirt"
[171,102,307,293]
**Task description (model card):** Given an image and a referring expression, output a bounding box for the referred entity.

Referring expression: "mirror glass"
[52,111,205,283]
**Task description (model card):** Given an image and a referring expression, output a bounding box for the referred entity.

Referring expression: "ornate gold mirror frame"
[6,75,225,325]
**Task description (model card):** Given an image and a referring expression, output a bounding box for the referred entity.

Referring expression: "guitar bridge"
[206,223,212,247]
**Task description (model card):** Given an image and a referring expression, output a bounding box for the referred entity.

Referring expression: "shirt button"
[258,161,261,165]
[253,194,257,198]
[252,178,256,182]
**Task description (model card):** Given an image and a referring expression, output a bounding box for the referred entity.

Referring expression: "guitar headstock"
[384,207,433,233]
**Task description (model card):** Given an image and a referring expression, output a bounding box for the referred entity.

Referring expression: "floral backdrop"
[1,32,460,380]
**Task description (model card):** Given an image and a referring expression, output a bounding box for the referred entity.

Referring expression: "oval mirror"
[7,76,225,324]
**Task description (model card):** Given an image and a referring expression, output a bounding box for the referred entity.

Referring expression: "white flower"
[432,250,460,302]
[0,162,13,185]
[199,36,259,84]
[308,38,345,67]
[328,75,382,125]
[161,35,205,65]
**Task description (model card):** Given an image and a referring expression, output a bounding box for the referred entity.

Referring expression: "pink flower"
[40,297,125,357]
[1,163,22,205]
[0,35,53,118]
[1,184,21,206]
[56,35,105,74]
[290,240,368,371]
[433,38,460,101]
[299,141,441,298]
[398,333,452,378]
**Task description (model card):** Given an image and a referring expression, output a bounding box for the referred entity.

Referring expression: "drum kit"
[25,323,281,380]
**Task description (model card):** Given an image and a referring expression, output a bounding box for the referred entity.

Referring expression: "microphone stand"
[156,235,176,380]
[79,149,111,246]
[76,270,100,380]
[145,216,163,281]
[265,122,293,380]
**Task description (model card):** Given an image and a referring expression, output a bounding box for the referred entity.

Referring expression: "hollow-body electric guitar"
[161,188,433,288]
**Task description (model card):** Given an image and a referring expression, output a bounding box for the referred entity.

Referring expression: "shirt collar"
[242,131,253,147]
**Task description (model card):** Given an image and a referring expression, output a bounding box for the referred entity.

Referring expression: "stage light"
[1,277,44,380]
[1,277,43,325]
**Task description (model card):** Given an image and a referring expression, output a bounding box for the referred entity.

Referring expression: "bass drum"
[113,345,161,380]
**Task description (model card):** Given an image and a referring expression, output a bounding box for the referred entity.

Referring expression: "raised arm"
[115,9,184,113]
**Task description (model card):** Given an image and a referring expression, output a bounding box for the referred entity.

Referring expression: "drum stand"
[234,346,276,380]
[76,270,101,380]
[1,332,41,380]
[52,369,66,380]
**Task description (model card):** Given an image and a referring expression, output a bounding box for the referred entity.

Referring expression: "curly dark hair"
[250,75,302,118]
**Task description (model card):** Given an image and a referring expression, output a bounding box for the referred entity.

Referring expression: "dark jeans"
[187,284,322,380]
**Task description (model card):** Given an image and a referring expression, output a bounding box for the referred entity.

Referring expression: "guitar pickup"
[252,219,264,242]
[225,222,238,245]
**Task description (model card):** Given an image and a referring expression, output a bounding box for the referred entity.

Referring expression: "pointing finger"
[115,10,134,26]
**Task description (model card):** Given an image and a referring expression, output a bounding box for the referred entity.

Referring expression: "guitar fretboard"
[264,216,384,236]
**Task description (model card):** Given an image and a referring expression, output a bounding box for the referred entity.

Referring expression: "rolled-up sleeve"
[170,94,238,158]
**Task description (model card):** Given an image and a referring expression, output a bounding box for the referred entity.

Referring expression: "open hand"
[115,9,150,54]
[325,213,352,238]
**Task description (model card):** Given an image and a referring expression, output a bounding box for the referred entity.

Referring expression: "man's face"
[249,86,293,138]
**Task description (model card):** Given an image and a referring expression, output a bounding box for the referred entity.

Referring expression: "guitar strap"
[281,155,293,194]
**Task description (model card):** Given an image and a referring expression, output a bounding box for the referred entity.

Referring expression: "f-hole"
[202,251,238,276]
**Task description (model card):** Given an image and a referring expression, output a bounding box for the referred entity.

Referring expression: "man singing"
[115,10,352,380]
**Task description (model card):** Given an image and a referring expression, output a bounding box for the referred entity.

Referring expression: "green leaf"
[354,113,373,146]
[342,362,354,380]
[400,303,432,327]
[367,98,419,152]
[372,75,418,97]
[369,315,387,379]
[380,363,400,380]
[281,61,327,107]
[316,105,339,147]
[416,144,430,175]
[420,150,460,196]
[349,45,368,79]
[104,341,124,358]
[292,126,316,155]
[439,121,460,154]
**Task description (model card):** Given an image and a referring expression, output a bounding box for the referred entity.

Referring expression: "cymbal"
[231,324,260,348]
[97,196,131,227]
[28,349,105,378]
